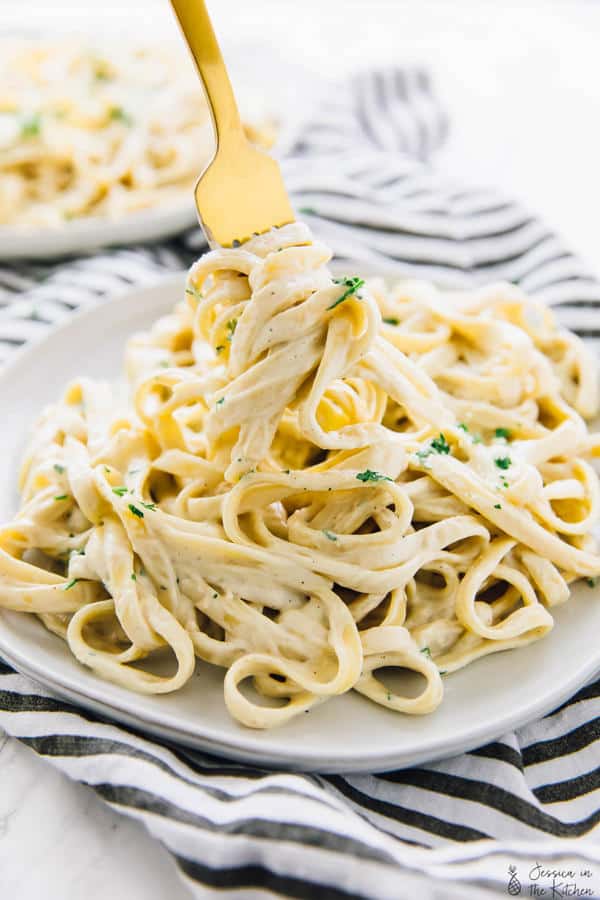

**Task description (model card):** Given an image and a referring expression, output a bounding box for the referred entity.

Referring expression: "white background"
[1,2,600,898]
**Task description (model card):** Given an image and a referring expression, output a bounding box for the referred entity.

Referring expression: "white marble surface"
[2,1,600,897]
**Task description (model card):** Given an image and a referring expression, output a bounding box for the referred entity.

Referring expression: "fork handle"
[170,0,244,147]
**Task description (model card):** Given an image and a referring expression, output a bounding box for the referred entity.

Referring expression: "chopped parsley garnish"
[586,578,597,588]
[215,345,225,354]
[20,113,41,138]
[53,464,65,474]
[356,469,392,483]
[431,433,450,455]
[416,433,452,462]
[226,319,237,341]
[109,105,132,125]
[216,397,225,407]
[382,316,399,326]
[322,529,337,541]
[299,206,317,215]
[421,646,432,658]
[494,456,512,470]
[128,503,144,518]
[131,573,137,581]
[327,276,365,310]
[54,494,68,501]
[92,57,112,81]
[495,427,511,440]
[458,423,469,432]
[140,501,156,511]
[112,486,128,496]
[185,285,203,300]
[494,503,502,509]
[63,578,80,591]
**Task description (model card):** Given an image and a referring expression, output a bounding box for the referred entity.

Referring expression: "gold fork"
[170,0,295,248]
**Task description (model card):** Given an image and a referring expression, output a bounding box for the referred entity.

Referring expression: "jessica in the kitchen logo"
[506,863,595,897]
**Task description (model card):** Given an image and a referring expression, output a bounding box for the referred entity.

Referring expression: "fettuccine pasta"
[0,40,274,227]
[1,222,599,728]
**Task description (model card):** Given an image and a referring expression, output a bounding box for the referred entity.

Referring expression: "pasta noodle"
[0,40,274,227]
[1,222,599,728]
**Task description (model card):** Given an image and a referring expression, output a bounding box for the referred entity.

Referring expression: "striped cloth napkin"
[1,68,600,899]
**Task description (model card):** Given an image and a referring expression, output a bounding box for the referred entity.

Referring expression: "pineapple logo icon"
[507,865,521,895]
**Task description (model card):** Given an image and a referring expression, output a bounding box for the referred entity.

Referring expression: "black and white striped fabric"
[1,68,600,899]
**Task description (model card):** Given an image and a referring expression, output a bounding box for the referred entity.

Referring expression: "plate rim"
[0,201,198,261]
[0,276,599,773]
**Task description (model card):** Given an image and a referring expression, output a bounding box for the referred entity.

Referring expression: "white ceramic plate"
[0,44,319,261]
[1,274,600,773]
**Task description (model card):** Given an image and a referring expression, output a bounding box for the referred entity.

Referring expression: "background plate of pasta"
[1,224,600,772]
[0,38,300,260]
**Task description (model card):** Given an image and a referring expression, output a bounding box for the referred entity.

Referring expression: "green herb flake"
[140,501,157,511]
[185,285,203,300]
[216,397,225,408]
[213,592,218,599]
[20,113,41,138]
[63,578,80,591]
[112,486,128,496]
[494,503,502,509]
[494,456,512,470]
[586,578,597,588]
[226,319,237,341]
[386,691,392,702]
[92,58,112,81]
[382,316,399,326]
[109,105,132,125]
[322,529,337,541]
[215,345,225,354]
[431,433,451,455]
[299,206,317,215]
[53,464,65,474]
[327,276,365,311]
[458,423,469,432]
[54,494,69,501]
[128,503,144,519]
[495,427,512,440]
[131,573,137,581]
[356,469,392,483]
[421,646,432,658]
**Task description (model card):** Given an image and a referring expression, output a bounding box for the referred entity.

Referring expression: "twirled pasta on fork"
[1,222,599,728]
